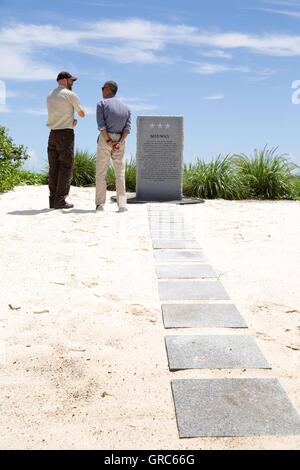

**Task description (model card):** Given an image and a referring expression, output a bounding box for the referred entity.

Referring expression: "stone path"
[147,204,300,438]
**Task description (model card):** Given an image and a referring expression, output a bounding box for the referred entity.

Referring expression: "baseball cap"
[56,71,77,81]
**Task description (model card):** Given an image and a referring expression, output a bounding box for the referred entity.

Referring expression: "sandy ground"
[0,185,300,450]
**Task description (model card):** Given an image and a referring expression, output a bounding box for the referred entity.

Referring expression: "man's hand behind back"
[112,142,123,152]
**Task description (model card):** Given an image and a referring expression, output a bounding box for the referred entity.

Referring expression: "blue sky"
[1,0,300,170]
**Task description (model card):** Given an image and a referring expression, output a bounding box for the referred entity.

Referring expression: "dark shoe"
[49,197,55,209]
[96,205,104,211]
[54,202,74,209]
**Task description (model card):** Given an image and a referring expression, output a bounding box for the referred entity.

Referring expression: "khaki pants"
[95,133,126,208]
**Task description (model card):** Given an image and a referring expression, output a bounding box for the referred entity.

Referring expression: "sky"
[0,0,300,171]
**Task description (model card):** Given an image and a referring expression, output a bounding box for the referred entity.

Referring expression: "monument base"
[110,194,205,205]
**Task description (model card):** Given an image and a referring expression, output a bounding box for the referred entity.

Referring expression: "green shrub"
[0,159,20,192]
[106,157,136,192]
[125,157,136,192]
[289,176,300,200]
[106,164,115,190]
[232,146,297,199]
[0,126,30,193]
[45,149,136,190]
[17,170,48,186]
[71,149,96,187]
[183,155,248,200]
[0,126,29,164]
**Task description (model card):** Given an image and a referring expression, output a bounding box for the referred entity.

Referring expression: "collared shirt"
[96,96,131,134]
[46,86,82,130]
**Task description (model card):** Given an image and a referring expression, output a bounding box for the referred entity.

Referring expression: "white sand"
[0,185,300,450]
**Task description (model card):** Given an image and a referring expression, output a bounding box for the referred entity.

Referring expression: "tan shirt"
[46,86,82,130]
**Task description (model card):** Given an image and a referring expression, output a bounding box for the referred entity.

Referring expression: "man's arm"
[113,110,131,149]
[97,102,114,147]
[119,130,129,144]
[120,110,131,142]
[68,92,85,117]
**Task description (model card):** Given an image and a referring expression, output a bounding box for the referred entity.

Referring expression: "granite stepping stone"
[148,211,183,215]
[148,216,185,220]
[171,378,300,437]
[154,250,207,263]
[149,221,188,225]
[165,335,270,370]
[150,231,195,241]
[152,240,201,249]
[156,264,216,279]
[162,303,247,328]
[147,206,177,210]
[158,280,230,301]
[149,222,189,230]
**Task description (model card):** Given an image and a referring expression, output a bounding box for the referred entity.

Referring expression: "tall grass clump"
[183,154,247,200]
[233,146,297,199]
[106,157,136,192]
[71,149,96,187]
[289,175,300,200]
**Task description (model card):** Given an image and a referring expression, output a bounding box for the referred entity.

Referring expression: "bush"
[183,155,248,199]
[0,126,30,192]
[17,170,48,186]
[45,149,136,190]
[289,176,300,200]
[71,149,96,187]
[232,146,297,199]
[106,157,136,192]
[0,159,20,192]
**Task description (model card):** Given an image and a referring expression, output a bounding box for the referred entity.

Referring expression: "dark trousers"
[47,129,74,207]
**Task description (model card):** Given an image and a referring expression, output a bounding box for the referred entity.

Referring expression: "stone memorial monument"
[136,116,183,201]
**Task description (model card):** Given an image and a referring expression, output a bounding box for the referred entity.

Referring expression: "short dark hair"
[57,71,77,81]
[104,80,118,95]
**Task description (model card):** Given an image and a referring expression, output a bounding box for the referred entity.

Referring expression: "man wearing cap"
[47,71,85,209]
[96,81,131,212]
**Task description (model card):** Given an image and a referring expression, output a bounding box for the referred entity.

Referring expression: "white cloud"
[23,108,47,115]
[0,45,58,81]
[118,95,161,111]
[0,104,10,113]
[24,149,42,171]
[246,1,300,19]
[201,50,232,59]
[2,18,300,81]
[253,7,300,18]
[127,103,160,112]
[82,106,96,115]
[249,68,276,81]
[204,95,225,100]
[26,150,39,166]
[6,90,19,98]
[194,63,250,75]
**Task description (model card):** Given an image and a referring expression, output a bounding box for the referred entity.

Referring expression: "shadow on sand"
[8,209,98,216]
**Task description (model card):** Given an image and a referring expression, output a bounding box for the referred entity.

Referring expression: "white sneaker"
[96,205,104,211]
[118,207,128,213]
